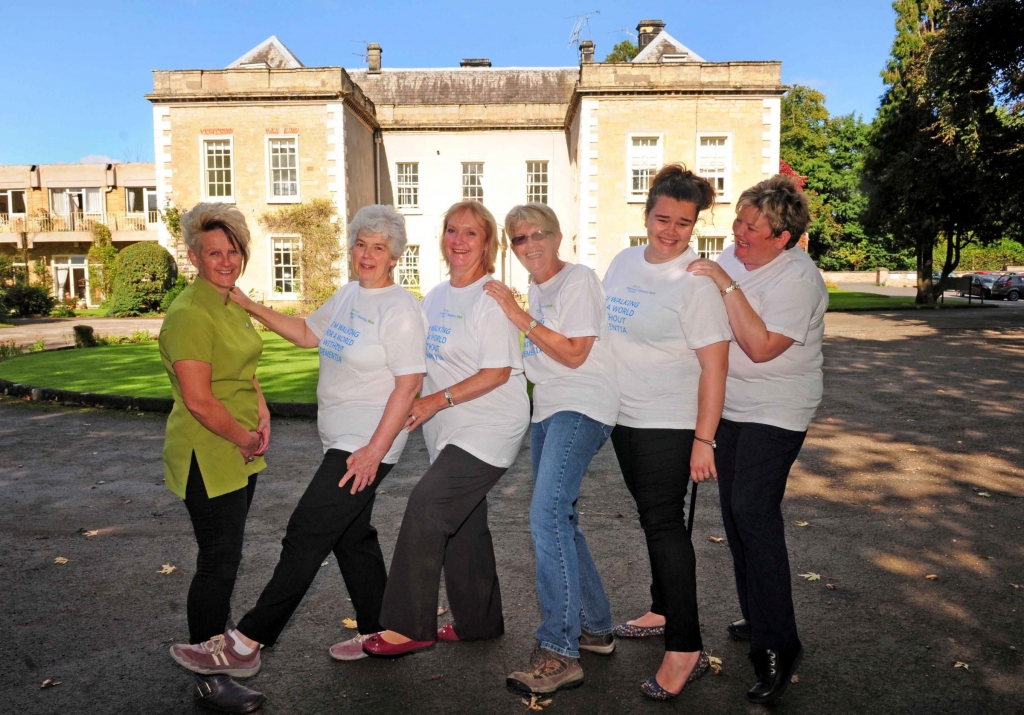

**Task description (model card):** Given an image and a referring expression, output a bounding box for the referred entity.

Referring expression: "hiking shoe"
[579,630,615,655]
[170,634,261,678]
[329,633,375,661]
[506,646,585,694]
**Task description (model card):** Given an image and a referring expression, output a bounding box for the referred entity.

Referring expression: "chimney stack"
[460,58,492,67]
[579,40,595,64]
[636,19,666,52]
[367,43,382,74]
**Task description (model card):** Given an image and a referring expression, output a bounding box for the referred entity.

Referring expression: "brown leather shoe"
[506,646,585,694]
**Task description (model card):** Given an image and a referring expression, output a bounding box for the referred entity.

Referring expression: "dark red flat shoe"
[437,623,460,642]
[361,633,436,658]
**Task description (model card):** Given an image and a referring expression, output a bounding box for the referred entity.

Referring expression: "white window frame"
[396,245,421,291]
[696,133,732,203]
[269,234,302,299]
[626,133,664,203]
[0,189,27,216]
[265,135,301,203]
[200,136,235,202]
[697,234,726,261]
[526,161,549,204]
[396,162,420,212]
[627,235,649,248]
[462,162,484,203]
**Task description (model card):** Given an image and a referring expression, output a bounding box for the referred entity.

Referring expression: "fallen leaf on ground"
[321,560,329,567]
[954,661,970,670]
[437,606,448,616]
[1010,583,1021,590]
[40,678,61,689]
[906,448,918,452]
[925,574,938,580]
[123,500,132,504]
[795,521,809,527]
[96,481,105,485]
[798,572,821,582]
[521,695,553,711]
[157,564,176,575]
[708,654,723,675]
[826,583,837,590]
[708,536,725,544]
[53,557,68,565]
[84,530,99,537]
[428,674,442,681]
[978,492,992,498]
[790,674,800,683]
[342,618,358,629]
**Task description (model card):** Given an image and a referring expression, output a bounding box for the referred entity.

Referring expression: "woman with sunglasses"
[484,203,619,696]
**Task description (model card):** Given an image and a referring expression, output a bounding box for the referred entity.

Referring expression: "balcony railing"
[0,211,161,234]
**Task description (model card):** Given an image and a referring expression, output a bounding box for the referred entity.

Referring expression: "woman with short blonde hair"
[439,200,502,275]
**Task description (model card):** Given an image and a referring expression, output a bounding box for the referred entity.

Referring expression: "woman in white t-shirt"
[169,205,426,686]
[687,175,827,706]
[363,201,530,658]
[481,203,619,695]
[603,164,731,701]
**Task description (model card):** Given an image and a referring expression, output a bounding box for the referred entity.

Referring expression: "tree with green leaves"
[87,222,118,303]
[604,40,638,62]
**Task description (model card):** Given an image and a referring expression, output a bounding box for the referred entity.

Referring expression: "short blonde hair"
[504,203,561,240]
[736,175,810,249]
[348,204,407,258]
[439,201,501,275]
[180,202,252,271]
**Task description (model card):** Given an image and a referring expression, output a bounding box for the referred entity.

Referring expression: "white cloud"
[79,154,118,164]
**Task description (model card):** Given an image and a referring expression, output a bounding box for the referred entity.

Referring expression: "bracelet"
[694,436,717,449]
[443,388,455,408]
[524,319,539,338]
[721,280,741,296]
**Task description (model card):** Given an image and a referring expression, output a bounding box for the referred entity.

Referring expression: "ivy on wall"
[259,198,342,311]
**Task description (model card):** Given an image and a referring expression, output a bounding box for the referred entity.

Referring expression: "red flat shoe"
[361,633,436,658]
[437,623,460,642]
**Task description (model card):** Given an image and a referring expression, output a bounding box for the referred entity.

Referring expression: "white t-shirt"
[306,282,427,463]
[421,274,530,468]
[716,244,829,431]
[603,246,732,429]
[525,262,619,426]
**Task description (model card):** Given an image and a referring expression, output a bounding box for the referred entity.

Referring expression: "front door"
[53,256,90,306]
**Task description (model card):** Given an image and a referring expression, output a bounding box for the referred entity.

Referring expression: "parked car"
[932,271,959,286]
[970,273,998,298]
[991,274,1024,301]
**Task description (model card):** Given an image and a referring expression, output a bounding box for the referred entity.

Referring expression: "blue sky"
[0,0,897,165]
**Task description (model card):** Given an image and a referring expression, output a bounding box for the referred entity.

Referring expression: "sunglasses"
[510,230,553,247]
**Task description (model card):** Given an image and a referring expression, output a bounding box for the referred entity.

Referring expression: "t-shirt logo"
[426,324,450,362]
[320,321,361,363]
[440,309,463,320]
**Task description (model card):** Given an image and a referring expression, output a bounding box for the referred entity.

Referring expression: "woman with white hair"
[158,202,270,713]
[169,204,427,687]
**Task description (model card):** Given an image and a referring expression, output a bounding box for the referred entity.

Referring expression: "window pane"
[84,188,102,214]
[269,138,298,197]
[0,193,7,214]
[526,161,548,204]
[272,237,301,294]
[126,187,144,213]
[462,163,484,202]
[629,236,648,247]
[397,163,419,208]
[396,245,420,290]
[146,189,158,213]
[51,190,70,214]
[11,190,26,214]
[697,235,725,260]
[205,140,233,198]
[697,137,728,198]
[629,137,660,196]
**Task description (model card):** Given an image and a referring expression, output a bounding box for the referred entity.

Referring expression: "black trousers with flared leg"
[610,425,703,653]
[715,418,806,652]
[379,445,506,643]
[236,449,393,645]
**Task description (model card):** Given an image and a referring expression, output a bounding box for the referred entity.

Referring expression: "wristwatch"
[721,280,741,297]
[524,319,539,338]
[443,388,455,408]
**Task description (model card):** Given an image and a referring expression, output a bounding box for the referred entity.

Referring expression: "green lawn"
[0,333,320,403]
[827,289,983,311]
[73,308,110,317]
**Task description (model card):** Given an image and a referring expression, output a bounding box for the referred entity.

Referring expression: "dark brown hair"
[644,163,716,219]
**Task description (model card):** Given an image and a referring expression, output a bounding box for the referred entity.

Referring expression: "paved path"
[0,317,165,349]
[1,310,1022,714]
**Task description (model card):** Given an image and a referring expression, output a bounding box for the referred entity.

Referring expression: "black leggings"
[236,449,393,645]
[716,419,806,652]
[182,454,258,644]
[611,426,702,653]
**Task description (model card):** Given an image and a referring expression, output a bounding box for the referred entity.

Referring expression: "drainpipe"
[373,128,382,203]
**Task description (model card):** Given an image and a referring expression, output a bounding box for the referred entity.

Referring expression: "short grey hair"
[180,202,252,270]
[348,204,408,258]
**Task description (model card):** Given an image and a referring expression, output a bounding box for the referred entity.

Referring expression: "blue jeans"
[530,411,614,658]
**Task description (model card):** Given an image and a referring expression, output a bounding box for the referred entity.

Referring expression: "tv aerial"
[350,40,372,64]
[567,10,600,49]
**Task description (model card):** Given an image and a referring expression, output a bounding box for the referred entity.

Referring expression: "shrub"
[73,325,97,348]
[0,339,23,360]
[50,298,77,318]
[160,274,191,312]
[106,243,176,317]
[88,223,119,302]
[3,285,55,317]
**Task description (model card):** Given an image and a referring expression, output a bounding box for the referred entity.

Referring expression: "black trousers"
[715,418,806,652]
[379,445,506,643]
[237,449,393,645]
[183,454,259,644]
[611,426,703,653]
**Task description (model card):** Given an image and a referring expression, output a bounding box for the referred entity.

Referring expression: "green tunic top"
[159,277,266,498]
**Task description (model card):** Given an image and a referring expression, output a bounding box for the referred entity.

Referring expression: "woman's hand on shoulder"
[687,259,731,292]
[339,444,387,494]
[483,280,526,322]
[228,286,258,312]
[690,441,718,483]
